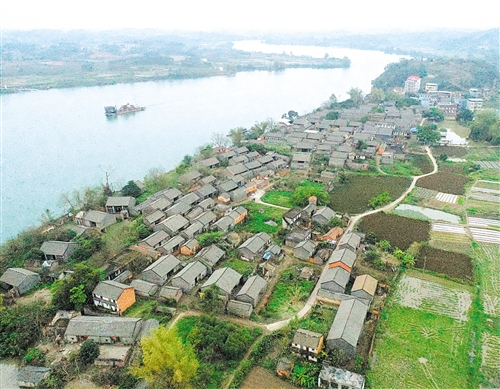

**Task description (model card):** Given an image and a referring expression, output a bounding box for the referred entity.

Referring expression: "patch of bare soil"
[241,367,296,389]
[65,378,102,389]
[16,288,52,305]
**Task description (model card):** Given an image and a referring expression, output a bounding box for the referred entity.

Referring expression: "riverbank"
[1,52,350,94]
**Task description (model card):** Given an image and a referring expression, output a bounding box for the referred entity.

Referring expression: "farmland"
[408,153,434,174]
[429,230,472,254]
[329,175,411,214]
[417,172,470,195]
[472,244,500,318]
[368,306,472,389]
[432,145,468,158]
[357,213,430,250]
[415,245,473,282]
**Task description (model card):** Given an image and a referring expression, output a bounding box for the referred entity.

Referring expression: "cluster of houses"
[265,102,419,174]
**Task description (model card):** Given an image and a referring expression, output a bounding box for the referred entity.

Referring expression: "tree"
[456,108,474,123]
[210,132,229,149]
[337,172,349,184]
[69,284,87,312]
[52,264,102,310]
[402,253,415,268]
[199,286,221,314]
[347,87,364,106]
[416,123,441,145]
[121,180,142,198]
[376,240,392,251]
[228,127,244,146]
[291,182,330,207]
[324,111,339,120]
[438,154,448,162]
[365,249,380,262]
[78,340,100,365]
[130,326,198,388]
[329,93,337,104]
[369,87,385,104]
[469,109,500,144]
[423,107,445,122]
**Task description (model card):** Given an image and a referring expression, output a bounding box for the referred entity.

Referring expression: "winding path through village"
[266,146,438,331]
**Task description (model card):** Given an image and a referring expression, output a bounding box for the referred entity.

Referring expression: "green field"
[368,305,472,389]
[260,190,294,208]
[242,203,288,234]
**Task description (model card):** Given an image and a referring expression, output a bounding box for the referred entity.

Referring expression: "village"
[1,74,499,389]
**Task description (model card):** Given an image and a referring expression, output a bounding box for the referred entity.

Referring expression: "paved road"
[266,146,438,331]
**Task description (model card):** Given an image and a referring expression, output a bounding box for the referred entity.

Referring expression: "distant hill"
[263,28,499,64]
[372,57,499,91]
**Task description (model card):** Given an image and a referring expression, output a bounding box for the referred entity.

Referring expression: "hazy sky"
[2,0,498,32]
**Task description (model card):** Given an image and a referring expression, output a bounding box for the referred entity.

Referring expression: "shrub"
[78,340,100,365]
[23,347,46,366]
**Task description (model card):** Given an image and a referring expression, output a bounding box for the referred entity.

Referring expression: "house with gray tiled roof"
[291,328,324,362]
[144,210,167,227]
[181,221,204,240]
[195,245,225,272]
[328,248,356,272]
[179,170,202,185]
[201,267,242,298]
[320,266,350,294]
[236,275,267,307]
[105,196,136,214]
[238,232,272,261]
[194,210,217,228]
[171,261,208,292]
[65,316,144,344]
[156,214,189,235]
[92,280,136,315]
[141,254,181,285]
[78,210,117,230]
[195,184,218,199]
[179,192,202,207]
[227,299,253,318]
[337,232,361,253]
[312,206,336,226]
[294,240,317,261]
[0,268,40,295]
[199,157,220,169]
[130,279,159,297]
[40,241,79,262]
[141,230,170,249]
[17,366,51,388]
[159,285,183,302]
[327,298,368,357]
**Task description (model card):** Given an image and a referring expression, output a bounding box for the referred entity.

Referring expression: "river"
[1,42,405,242]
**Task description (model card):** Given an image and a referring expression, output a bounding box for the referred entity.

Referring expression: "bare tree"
[211,132,229,149]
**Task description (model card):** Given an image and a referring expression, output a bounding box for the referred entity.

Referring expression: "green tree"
[52,264,102,311]
[130,326,198,387]
[291,182,330,207]
[200,286,221,314]
[324,111,339,120]
[376,240,391,251]
[456,108,474,123]
[369,87,386,103]
[469,109,500,144]
[416,123,441,145]
[78,340,100,365]
[347,87,364,106]
[402,253,415,268]
[423,107,445,122]
[365,249,380,262]
[228,127,244,146]
[121,181,142,198]
[69,284,87,312]
[23,347,46,366]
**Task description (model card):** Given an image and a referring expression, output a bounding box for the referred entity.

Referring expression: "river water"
[1,42,405,242]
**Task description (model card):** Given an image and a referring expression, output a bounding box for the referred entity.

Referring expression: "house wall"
[320,281,345,294]
[116,288,136,315]
[294,248,312,261]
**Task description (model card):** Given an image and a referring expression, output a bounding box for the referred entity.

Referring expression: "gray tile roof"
[0,268,39,287]
[106,196,135,207]
[93,280,132,300]
[173,261,207,284]
[84,210,110,223]
[294,240,316,255]
[201,267,242,295]
[194,210,217,226]
[292,328,323,349]
[40,241,78,256]
[327,299,368,347]
[160,214,189,233]
[328,248,356,269]
[142,255,181,278]
[130,279,159,296]
[236,275,267,302]
[195,245,225,268]
[239,232,271,254]
[142,230,170,247]
[65,316,142,338]
[159,285,182,300]
[145,210,166,225]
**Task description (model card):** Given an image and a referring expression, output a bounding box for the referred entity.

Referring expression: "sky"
[2,0,498,32]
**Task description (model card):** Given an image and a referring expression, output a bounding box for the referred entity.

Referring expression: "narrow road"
[266,146,438,331]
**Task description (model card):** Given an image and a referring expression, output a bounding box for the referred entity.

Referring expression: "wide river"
[1,42,405,242]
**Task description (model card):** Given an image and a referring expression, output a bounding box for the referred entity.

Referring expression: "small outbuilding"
[294,240,317,261]
[130,279,159,297]
[351,274,378,304]
[227,299,253,318]
[40,241,79,262]
[235,275,267,307]
[141,254,181,285]
[318,364,365,389]
[171,261,208,292]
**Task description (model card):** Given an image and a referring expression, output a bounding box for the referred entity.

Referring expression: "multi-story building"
[404,75,421,94]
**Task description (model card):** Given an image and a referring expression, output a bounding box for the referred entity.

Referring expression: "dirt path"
[253,189,291,210]
[374,155,389,175]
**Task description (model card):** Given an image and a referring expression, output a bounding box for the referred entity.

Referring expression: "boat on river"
[104,103,145,116]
